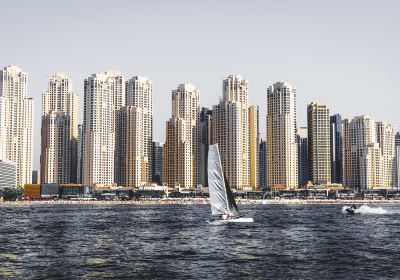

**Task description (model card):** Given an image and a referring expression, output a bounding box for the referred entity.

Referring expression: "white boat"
[207,144,254,224]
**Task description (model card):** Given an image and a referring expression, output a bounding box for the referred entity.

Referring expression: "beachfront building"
[343,116,375,191]
[343,116,394,190]
[115,76,153,188]
[41,111,71,184]
[297,127,308,187]
[152,141,163,185]
[163,83,200,189]
[307,102,331,185]
[0,160,17,189]
[394,132,400,189]
[199,107,212,187]
[115,107,145,187]
[0,66,34,187]
[76,124,83,183]
[212,75,255,189]
[249,105,260,189]
[330,114,343,184]
[259,139,267,190]
[82,70,125,189]
[266,82,298,189]
[376,122,395,188]
[41,73,78,184]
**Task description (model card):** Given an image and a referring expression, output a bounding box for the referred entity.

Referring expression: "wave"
[342,205,388,215]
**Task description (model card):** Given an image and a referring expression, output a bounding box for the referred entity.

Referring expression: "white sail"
[207,144,229,216]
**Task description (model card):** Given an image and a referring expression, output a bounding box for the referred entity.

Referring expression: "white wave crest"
[342,205,388,214]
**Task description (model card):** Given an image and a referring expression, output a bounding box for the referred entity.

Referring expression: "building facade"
[249,105,260,189]
[343,116,393,190]
[297,127,308,187]
[0,160,17,189]
[259,139,267,190]
[0,66,34,187]
[163,83,200,188]
[41,73,78,184]
[41,111,71,183]
[115,76,153,187]
[199,107,212,187]
[376,122,395,188]
[82,70,125,188]
[266,82,298,189]
[115,107,145,187]
[307,102,331,185]
[152,141,163,185]
[330,114,343,184]
[212,75,251,189]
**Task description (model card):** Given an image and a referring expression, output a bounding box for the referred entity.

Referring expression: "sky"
[1,0,399,170]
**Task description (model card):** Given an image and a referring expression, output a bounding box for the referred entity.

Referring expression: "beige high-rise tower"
[41,111,71,183]
[82,70,125,188]
[163,83,200,189]
[115,76,153,187]
[342,115,391,190]
[0,66,34,187]
[266,82,298,189]
[376,122,395,188]
[41,73,78,183]
[307,102,331,185]
[212,75,252,189]
[249,105,259,189]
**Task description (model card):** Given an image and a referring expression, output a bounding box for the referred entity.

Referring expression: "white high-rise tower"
[115,76,153,187]
[82,70,125,188]
[0,66,34,187]
[41,73,78,184]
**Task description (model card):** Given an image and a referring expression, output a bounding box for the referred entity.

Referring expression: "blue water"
[0,204,399,279]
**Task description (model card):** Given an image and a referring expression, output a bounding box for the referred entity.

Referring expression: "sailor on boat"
[207,144,253,224]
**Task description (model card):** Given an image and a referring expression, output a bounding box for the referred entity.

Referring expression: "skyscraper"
[343,116,375,191]
[0,66,34,187]
[266,82,298,189]
[115,107,145,187]
[163,83,200,188]
[212,75,251,189]
[41,73,78,184]
[259,138,267,190]
[343,116,393,190]
[330,114,343,184]
[41,111,71,183]
[199,107,212,187]
[115,76,153,187]
[297,127,308,187]
[76,124,83,184]
[376,122,395,188]
[152,141,163,185]
[82,70,125,188]
[249,105,260,189]
[307,102,331,185]
[395,132,400,147]
[394,132,400,189]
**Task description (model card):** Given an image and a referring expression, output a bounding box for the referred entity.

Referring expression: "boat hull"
[208,217,254,225]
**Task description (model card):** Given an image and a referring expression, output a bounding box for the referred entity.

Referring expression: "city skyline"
[1,1,399,170]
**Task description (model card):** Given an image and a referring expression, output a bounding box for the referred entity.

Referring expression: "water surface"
[0,204,399,279]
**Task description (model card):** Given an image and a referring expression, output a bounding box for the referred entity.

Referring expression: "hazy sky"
[1,0,399,170]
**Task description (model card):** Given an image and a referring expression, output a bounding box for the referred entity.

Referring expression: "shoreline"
[1,198,400,206]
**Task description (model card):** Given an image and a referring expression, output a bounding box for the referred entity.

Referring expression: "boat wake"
[342,205,388,215]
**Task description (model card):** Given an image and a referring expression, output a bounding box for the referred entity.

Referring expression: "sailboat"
[207,144,254,224]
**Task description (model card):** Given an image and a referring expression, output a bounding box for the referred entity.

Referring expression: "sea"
[0,204,400,279]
